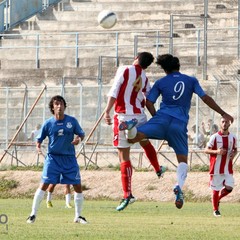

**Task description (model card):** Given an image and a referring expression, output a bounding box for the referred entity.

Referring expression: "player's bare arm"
[204,147,227,155]
[36,141,42,155]
[146,99,156,116]
[104,96,116,125]
[201,95,234,123]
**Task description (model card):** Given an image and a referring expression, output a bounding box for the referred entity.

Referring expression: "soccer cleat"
[213,210,221,217]
[173,185,184,209]
[116,197,131,211]
[65,203,73,209]
[26,215,36,224]
[74,216,88,224]
[119,118,138,131]
[156,166,167,178]
[46,201,53,208]
[129,194,136,204]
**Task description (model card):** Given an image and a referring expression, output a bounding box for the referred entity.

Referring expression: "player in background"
[104,52,166,211]
[27,95,87,224]
[205,117,237,217]
[120,54,234,209]
[46,184,73,209]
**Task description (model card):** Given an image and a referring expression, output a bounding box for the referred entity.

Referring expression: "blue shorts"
[137,113,188,155]
[42,154,81,185]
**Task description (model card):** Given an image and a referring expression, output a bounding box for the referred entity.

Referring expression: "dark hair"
[49,95,67,114]
[156,54,180,73]
[137,52,154,69]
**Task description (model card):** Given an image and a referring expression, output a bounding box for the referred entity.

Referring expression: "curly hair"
[156,54,180,73]
[137,52,154,69]
[48,95,67,114]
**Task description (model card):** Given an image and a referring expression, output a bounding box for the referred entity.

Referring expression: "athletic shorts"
[209,174,234,191]
[41,153,81,185]
[137,113,188,155]
[113,113,147,148]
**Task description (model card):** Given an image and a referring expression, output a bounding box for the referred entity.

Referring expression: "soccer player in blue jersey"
[27,95,87,224]
[120,54,234,209]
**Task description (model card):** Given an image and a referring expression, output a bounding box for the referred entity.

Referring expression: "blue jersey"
[147,72,206,123]
[37,114,85,156]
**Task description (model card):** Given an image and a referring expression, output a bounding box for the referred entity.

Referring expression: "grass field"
[0,199,240,240]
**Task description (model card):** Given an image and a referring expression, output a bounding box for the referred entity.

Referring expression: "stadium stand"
[0,0,239,168]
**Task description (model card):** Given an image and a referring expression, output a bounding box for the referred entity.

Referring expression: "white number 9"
[173,81,185,100]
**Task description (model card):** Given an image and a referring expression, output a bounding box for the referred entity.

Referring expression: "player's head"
[220,117,231,132]
[156,54,180,73]
[49,95,67,114]
[135,52,154,69]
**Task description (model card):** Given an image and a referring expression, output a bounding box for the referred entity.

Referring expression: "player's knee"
[225,187,233,193]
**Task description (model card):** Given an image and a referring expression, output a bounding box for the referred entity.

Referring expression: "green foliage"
[184,189,211,202]
[190,164,209,172]
[0,164,43,172]
[0,177,19,191]
[0,177,19,198]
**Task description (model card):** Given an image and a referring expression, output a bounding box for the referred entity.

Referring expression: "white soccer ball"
[98,10,117,29]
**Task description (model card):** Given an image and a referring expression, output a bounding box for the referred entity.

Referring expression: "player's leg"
[173,155,187,209]
[116,147,135,211]
[210,175,222,217]
[140,139,166,178]
[61,156,87,224]
[219,174,234,201]
[65,184,73,208]
[72,184,87,224]
[27,154,60,223]
[27,183,49,223]
[113,114,136,211]
[167,118,188,209]
[46,184,56,208]
[219,186,233,201]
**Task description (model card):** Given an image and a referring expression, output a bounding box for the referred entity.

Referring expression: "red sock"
[142,142,160,172]
[120,161,132,199]
[212,190,219,211]
[219,188,232,201]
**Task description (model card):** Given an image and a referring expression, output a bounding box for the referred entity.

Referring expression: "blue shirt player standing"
[27,95,87,224]
[119,54,234,209]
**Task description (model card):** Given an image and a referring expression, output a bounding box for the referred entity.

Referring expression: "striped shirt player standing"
[205,117,237,217]
[104,52,166,211]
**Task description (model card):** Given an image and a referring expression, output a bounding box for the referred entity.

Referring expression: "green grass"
[0,199,240,240]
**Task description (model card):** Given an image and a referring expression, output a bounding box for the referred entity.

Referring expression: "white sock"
[74,192,83,218]
[46,191,52,202]
[30,189,45,216]
[126,126,137,139]
[176,162,188,189]
[65,193,71,205]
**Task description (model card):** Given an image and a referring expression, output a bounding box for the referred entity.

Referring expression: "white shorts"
[113,113,147,148]
[209,174,234,191]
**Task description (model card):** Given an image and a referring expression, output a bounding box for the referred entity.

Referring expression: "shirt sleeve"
[107,66,126,98]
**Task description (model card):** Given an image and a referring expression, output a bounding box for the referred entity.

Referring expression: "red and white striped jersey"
[108,64,151,114]
[207,131,237,175]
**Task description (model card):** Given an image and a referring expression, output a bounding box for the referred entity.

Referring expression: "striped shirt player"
[205,117,237,217]
[104,52,164,211]
[207,132,237,176]
[108,64,151,147]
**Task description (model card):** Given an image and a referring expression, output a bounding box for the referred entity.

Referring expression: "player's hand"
[71,138,80,145]
[104,112,112,125]
[218,148,227,155]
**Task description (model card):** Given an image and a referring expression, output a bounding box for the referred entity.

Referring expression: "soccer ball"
[97,10,117,29]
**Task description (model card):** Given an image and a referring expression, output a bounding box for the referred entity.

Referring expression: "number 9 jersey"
[147,72,206,123]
